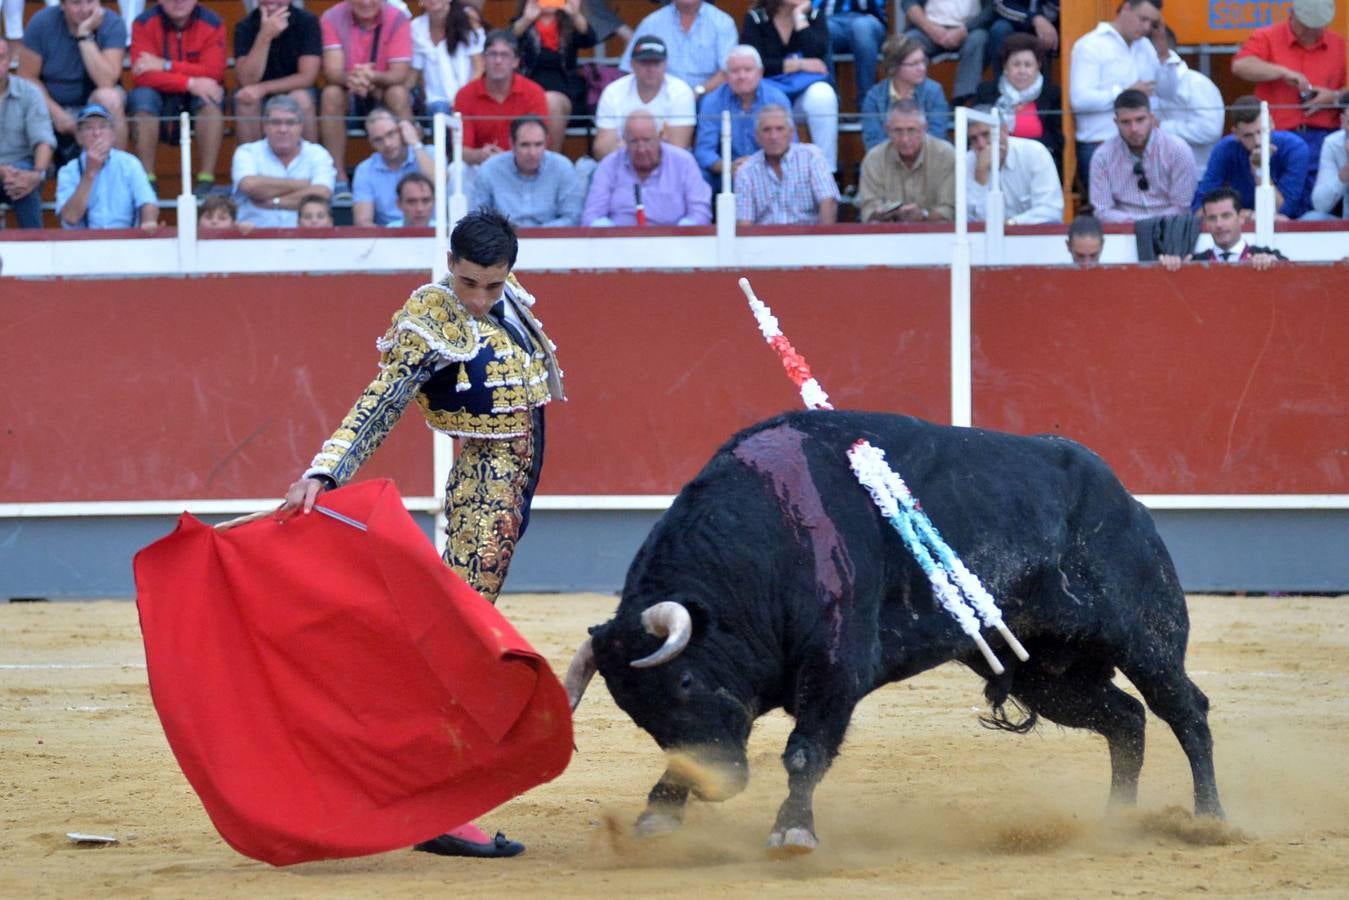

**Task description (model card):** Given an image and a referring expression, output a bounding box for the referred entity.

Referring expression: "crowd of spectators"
[2,0,1348,237]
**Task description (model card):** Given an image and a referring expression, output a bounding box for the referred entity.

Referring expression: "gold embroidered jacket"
[304,274,564,485]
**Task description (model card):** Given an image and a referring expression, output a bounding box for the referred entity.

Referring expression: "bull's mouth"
[664,746,749,801]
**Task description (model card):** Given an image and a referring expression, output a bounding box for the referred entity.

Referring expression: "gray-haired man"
[231,94,337,226]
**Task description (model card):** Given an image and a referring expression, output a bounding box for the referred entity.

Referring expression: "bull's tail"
[979,678,1038,734]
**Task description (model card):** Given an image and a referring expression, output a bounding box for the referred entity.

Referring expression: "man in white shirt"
[1069,0,1177,178]
[1154,26,1224,169]
[593,36,695,159]
[231,94,337,226]
[965,107,1062,225]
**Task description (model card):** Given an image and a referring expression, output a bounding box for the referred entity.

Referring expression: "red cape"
[133,479,573,866]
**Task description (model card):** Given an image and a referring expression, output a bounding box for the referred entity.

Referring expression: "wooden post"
[1059,1,1115,221]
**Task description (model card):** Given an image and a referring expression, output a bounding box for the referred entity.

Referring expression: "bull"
[565,410,1223,853]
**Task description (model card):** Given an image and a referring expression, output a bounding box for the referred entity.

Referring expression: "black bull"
[565,410,1223,852]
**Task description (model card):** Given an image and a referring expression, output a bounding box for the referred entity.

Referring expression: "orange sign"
[1168,0,1293,44]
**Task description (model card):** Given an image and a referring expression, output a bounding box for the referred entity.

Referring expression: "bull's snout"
[665,746,749,802]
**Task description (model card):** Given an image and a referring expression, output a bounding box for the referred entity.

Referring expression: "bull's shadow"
[565,410,1223,854]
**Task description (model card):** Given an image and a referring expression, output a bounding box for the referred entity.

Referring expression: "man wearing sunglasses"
[1088,87,1195,222]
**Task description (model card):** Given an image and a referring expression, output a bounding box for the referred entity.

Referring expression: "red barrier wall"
[2,265,1344,503]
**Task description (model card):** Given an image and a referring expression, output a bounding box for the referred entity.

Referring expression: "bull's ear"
[677,597,717,634]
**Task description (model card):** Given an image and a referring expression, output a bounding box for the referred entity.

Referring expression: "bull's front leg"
[635,771,689,836]
[769,688,855,854]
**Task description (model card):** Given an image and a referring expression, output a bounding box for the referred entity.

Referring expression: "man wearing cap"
[0,36,57,229]
[620,0,737,98]
[593,35,695,159]
[1232,0,1346,182]
[55,102,159,229]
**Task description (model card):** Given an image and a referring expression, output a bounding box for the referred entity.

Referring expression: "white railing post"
[432,111,449,282]
[985,112,1005,263]
[1254,100,1275,246]
[430,111,453,553]
[176,110,197,271]
[716,109,736,264]
[447,112,468,231]
[951,106,973,428]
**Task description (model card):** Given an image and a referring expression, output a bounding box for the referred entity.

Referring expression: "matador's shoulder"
[376,280,482,362]
[505,272,537,308]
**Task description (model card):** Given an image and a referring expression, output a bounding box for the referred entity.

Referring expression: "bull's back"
[724,411,1181,622]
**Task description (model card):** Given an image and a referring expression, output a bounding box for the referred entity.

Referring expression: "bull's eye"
[678,672,693,691]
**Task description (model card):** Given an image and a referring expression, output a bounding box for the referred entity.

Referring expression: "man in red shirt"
[453,30,547,166]
[1232,0,1346,180]
[128,0,227,197]
[319,0,413,193]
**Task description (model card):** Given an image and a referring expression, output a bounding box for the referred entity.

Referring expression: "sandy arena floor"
[2,593,1347,898]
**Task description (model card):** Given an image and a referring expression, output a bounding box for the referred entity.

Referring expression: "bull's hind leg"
[1010,664,1147,809]
[1119,659,1224,818]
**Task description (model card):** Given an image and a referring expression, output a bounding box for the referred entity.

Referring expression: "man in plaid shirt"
[734,104,839,225]
[1088,87,1196,222]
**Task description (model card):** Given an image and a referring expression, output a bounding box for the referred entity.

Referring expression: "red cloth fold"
[133,478,572,866]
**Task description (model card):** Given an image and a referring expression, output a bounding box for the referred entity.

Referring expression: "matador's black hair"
[450,210,519,270]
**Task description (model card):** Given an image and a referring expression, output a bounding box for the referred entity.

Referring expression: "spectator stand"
[1057,0,1349,219]
[4,0,969,227]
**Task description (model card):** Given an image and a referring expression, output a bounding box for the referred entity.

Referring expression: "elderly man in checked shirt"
[735,104,838,225]
[1088,87,1195,223]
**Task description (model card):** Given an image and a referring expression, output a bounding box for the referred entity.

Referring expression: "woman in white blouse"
[410,0,486,115]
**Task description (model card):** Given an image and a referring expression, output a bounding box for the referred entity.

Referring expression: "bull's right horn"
[630,601,693,669]
[563,637,597,712]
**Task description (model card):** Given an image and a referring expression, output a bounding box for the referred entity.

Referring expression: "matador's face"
[449,257,511,318]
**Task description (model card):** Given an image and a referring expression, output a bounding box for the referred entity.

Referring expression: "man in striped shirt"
[734,104,838,225]
[1088,87,1195,222]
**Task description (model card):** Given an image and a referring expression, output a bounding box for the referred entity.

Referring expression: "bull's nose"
[666,747,749,801]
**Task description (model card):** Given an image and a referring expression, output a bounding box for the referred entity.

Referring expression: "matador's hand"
[279,477,328,516]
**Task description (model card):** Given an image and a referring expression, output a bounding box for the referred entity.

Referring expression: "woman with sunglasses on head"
[860,33,950,152]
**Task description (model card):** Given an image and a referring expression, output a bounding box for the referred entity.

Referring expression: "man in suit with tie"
[1160,187,1287,271]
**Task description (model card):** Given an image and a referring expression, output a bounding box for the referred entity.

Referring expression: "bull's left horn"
[564,637,597,711]
[630,601,693,668]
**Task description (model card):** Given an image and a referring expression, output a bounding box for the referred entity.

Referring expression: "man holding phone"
[1231,0,1346,185]
[857,100,955,223]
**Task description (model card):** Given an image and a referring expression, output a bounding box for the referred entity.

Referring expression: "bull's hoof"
[766,827,818,857]
[634,810,683,837]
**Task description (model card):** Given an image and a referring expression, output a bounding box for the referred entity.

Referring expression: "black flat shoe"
[413,831,525,858]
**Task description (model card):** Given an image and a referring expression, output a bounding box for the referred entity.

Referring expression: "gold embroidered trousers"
[442,414,542,604]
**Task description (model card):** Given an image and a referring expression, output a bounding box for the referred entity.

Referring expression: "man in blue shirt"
[620,0,737,97]
[55,103,158,229]
[352,106,433,226]
[471,116,582,227]
[1194,94,1311,220]
[693,44,792,189]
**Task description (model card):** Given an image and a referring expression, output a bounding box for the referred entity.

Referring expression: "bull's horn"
[631,601,693,669]
[563,637,597,711]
